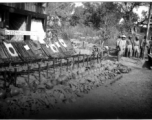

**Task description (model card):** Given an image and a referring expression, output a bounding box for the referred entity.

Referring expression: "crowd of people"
[116,34,152,61]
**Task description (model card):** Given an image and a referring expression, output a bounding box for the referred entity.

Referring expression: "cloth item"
[121,35,126,38]
[30,19,46,44]
[49,43,59,53]
[27,40,41,51]
[12,42,32,58]
[118,46,125,56]
[140,39,148,48]
[117,49,125,61]
[118,50,124,56]
[118,40,126,51]
[134,45,140,54]
[3,42,18,57]
[0,44,8,59]
[58,38,67,48]
[127,45,132,53]
[134,40,140,46]
[126,39,132,45]
[116,38,121,47]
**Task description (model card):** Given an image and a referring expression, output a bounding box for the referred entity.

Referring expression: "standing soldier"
[148,37,152,69]
[117,35,127,61]
[126,36,133,58]
[116,35,122,58]
[121,35,127,56]
[116,35,121,50]
[140,36,148,59]
[133,36,140,58]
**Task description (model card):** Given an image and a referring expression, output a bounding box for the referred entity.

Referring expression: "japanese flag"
[3,42,18,57]
[59,39,67,47]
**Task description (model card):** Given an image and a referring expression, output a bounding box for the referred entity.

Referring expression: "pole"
[146,3,152,40]
[145,3,152,59]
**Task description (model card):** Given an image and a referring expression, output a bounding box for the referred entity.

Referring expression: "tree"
[115,2,142,34]
[46,2,75,27]
[46,2,75,35]
[70,6,85,26]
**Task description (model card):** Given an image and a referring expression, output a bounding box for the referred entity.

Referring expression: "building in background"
[0,3,47,42]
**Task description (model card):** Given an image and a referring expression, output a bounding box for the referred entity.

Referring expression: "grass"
[61,25,130,47]
[62,25,97,39]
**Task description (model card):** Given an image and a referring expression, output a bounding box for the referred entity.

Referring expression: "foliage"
[46,2,74,19]
[45,2,149,46]
[70,6,85,26]
[115,2,142,33]
[46,2,75,31]
[81,2,122,29]
[61,24,97,39]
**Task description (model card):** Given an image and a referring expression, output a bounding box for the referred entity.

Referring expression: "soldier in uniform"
[133,36,140,58]
[116,35,122,50]
[117,35,127,61]
[126,36,133,58]
[140,36,148,59]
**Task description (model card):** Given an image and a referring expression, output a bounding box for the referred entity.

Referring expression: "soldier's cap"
[121,35,126,38]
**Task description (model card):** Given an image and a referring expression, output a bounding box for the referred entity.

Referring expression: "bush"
[62,25,98,39]
[61,24,121,47]
[106,26,120,46]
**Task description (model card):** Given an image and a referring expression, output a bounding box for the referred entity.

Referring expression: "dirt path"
[30,58,152,119]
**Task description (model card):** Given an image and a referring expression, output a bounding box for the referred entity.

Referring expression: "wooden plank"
[43,17,47,32]
[3,29,45,36]
[25,15,31,40]
[0,4,47,18]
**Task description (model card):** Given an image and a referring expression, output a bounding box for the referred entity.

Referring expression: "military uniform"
[126,38,133,57]
[133,37,140,58]
[140,37,149,59]
[117,35,127,61]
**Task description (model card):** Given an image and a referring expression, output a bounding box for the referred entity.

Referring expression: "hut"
[0,3,47,42]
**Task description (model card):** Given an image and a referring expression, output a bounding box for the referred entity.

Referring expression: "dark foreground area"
[29,58,152,119]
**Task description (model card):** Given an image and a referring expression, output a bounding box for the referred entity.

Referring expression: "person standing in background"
[126,36,133,58]
[116,35,122,58]
[133,36,140,58]
[117,35,127,61]
[116,35,121,50]
[121,35,127,56]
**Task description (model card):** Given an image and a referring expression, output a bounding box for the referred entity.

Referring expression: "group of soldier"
[116,34,152,61]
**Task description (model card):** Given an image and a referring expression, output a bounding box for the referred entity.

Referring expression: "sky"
[133,6,149,20]
[74,2,84,7]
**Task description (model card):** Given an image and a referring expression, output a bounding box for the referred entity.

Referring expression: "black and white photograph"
[0,1,152,119]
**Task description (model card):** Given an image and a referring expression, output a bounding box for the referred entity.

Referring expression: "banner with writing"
[2,29,45,36]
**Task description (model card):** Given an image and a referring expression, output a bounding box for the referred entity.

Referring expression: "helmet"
[121,35,126,38]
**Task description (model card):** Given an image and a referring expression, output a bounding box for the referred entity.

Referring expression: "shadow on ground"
[29,52,152,119]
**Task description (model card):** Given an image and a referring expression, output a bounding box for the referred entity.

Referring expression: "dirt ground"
[30,57,152,119]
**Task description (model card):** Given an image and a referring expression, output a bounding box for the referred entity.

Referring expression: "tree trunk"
[144,3,152,59]
[146,3,152,40]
